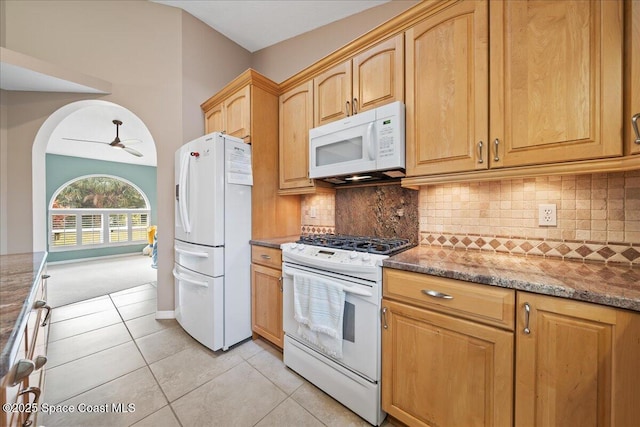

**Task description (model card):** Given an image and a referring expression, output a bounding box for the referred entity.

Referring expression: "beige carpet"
[47,255,157,307]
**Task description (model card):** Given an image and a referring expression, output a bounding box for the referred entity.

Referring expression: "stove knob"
[349,251,359,260]
[362,253,371,262]
[296,244,305,251]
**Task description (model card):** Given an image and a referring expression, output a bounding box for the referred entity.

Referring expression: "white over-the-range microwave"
[309,101,405,184]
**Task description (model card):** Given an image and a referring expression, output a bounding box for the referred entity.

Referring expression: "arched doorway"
[32,100,157,251]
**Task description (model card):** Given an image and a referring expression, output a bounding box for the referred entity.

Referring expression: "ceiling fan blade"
[122,146,144,157]
[120,138,142,145]
[62,137,109,145]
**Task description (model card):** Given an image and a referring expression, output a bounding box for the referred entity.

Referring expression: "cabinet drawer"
[383,268,515,330]
[251,246,282,270]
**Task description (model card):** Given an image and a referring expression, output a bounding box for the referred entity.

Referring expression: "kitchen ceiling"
[150,0,390,52]
[39,1,389,166]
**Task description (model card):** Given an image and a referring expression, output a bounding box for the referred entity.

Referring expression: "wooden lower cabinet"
[1,267,49,427]
[250,246,283,349]
[515,292,640,427]
[381,299,514,427]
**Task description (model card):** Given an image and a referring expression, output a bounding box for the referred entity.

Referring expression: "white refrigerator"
[173,132,253,351]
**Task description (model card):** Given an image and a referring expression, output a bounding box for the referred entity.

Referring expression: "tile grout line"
[108,293,185,427]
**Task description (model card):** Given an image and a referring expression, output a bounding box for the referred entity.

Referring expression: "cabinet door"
[405,0,489,176]
[515,292,640,427]
[251,264,283,348]
[224,85,251,142]
[204,103,224,134]
[490,0,623,167]
[352,34,404,114]
[626,0,640,155]
[314,61,352,126]
[381,298,513,427]
[279,81,314,190]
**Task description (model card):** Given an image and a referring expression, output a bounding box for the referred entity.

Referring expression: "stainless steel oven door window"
[282,265,379,381]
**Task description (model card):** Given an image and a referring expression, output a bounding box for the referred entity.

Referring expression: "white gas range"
[281,235,412,426]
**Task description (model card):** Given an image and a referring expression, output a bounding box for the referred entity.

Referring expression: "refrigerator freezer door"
[173,262,223,351]
[174,239,223,277]
[174,133,225,247]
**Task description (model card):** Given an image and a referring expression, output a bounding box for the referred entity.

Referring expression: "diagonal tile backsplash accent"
[418,231,640,265]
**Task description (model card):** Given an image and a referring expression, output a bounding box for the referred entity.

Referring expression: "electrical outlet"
[310,206,317,218]
[538,204,557,226]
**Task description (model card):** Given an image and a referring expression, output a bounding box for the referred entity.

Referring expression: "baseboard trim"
[48,252,150,266]
[155,310,175,319]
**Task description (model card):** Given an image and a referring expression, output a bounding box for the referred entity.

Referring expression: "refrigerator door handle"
[179,152,192,233]
[172,268,208,287]
[174,246,209,258]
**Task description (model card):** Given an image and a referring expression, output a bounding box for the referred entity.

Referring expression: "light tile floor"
[43,284,389,426]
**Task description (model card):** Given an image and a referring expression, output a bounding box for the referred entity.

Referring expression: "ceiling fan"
[63,119,144,157]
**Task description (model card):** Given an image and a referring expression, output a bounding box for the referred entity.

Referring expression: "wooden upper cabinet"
[314,34,404,127]
[515,292,640,427]
[405,0,488,176]
[490,0,623,167]
[352,34,404,115]
[204,102,223,135]
[204,85,251,143]
[314,61,352,126]
[279,81,315,191]
[224,85,251,142]
[626,0,640,155]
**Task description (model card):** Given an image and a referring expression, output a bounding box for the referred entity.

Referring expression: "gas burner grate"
[297,234,413,256]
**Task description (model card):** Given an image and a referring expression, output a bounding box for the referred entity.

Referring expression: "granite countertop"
[250,235,299,250]
[383,246,640,312]
[0,252,47,378]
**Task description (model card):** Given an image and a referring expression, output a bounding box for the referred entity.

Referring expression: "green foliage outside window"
[54,176,146,209]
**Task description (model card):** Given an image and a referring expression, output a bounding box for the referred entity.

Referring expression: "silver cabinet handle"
[523,303,531,334]
[33,355,47,371]
[278,276,283,292]
[5,359,35,387]
[381,307,388,329]
[494,138,500,161]
[260,254,272,260]
[422,289,454,299]
[632,113,640,145]
[478,141,484,164]
[17,386,40,427]
[345,100,350,116]
[352,98,358,114]
[33,300,51,326]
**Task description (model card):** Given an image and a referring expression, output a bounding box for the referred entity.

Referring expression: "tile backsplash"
[300,171,640,265]
[419,171,640,265]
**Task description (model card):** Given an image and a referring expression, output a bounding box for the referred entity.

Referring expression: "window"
[49,175,151,251]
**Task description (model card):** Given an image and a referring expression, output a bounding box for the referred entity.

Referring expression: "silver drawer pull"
[5,359,35,387]
[381,307,388,329]
[34,355,47,370]
[632,113,640,144]
[18,386,40,427]
[523,302,531,334]
[422,290,453,300]
[260,254,272,260]
[34,300,51,326]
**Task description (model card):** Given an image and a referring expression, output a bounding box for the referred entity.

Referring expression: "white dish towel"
[293,272,346,359]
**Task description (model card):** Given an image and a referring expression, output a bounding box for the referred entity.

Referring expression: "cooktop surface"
[296,234,413,256]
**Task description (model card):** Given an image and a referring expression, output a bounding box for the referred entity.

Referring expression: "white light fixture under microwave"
[308,101,405,183]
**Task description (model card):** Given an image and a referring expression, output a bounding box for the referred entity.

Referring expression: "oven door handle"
[282,267,373,297]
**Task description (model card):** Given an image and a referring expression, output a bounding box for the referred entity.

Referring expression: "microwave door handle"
[366,122,375,160]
